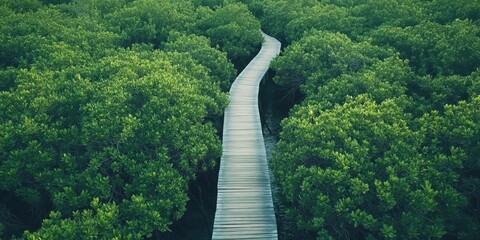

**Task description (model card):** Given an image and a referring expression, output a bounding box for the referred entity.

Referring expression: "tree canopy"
[246,0,480,238]
[0,0,261,238]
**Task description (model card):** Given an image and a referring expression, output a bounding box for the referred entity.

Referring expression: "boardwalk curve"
[212,32,281,240]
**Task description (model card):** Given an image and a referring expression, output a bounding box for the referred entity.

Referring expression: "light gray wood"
[212,32,281,240]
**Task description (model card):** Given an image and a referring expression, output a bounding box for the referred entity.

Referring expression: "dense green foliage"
[246,0,480,239]
[2,0,479,239]
[197,2,263,64]
[0,0,261,238]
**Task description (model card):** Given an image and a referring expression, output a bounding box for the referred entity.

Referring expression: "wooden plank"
[212,32,281,240]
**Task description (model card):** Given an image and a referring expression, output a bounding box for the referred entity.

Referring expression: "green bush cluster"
[246,0,480,239]
[0,0,261,238]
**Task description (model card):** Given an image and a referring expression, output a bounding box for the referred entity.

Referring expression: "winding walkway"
[212,33,281,239]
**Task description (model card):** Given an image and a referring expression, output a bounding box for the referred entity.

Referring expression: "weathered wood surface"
[212,33,281,240]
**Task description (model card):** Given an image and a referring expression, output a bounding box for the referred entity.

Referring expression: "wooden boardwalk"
[212,33,281,240]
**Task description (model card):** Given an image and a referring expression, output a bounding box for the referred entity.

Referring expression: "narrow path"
[212,33,281,240]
